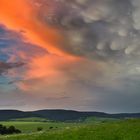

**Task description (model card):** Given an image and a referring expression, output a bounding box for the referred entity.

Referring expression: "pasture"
[0,118,139,140]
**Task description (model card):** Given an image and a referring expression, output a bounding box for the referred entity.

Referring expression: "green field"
[0,119,140,140]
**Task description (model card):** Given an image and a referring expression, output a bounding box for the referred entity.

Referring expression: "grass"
[0,121,80,133]
[0,119,140,140]
[85,117,119,123]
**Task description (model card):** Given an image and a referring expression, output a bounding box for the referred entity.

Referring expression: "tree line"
[0,124,21,135]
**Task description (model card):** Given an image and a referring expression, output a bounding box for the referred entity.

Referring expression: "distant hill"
[0,109,140,121]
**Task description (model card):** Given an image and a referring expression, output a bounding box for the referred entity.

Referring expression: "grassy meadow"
[0,118,140,140]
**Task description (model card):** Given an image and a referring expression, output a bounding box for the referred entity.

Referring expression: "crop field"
[0,118,140,140]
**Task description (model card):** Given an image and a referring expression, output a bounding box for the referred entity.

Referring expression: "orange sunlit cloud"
[0,0,72,57]
[0,0,80,91]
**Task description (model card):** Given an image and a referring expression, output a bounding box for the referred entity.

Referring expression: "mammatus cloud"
[35,0,134,58]
[0,0,140,112]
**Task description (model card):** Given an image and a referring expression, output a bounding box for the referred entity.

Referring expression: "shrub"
[49,126,53,129]
[37,127,43,131]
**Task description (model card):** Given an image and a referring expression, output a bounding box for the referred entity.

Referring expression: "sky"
[0,0,140,113]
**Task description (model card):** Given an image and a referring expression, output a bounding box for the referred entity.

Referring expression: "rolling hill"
[0,109,140,121]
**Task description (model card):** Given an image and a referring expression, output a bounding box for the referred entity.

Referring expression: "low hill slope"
[0,109,140,121]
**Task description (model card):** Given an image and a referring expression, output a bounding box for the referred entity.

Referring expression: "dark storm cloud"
[0,61,24,75]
